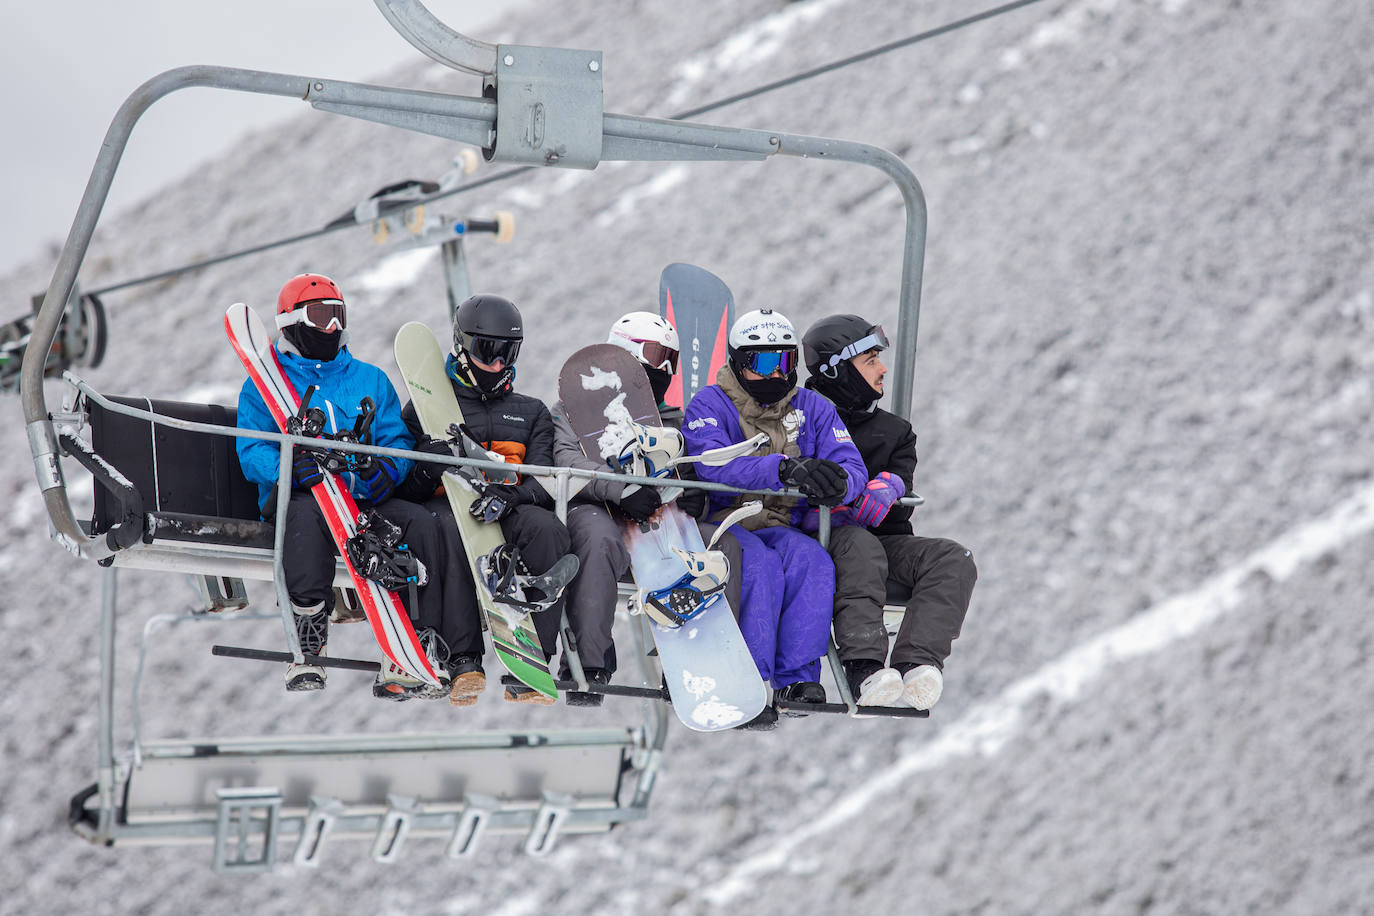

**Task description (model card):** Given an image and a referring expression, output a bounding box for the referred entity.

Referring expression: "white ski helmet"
[727,308,798,376]
[728,308,796,351]
[608,311,680,373]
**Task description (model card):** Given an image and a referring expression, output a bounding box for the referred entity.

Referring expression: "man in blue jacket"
[683,308,867,722]
[237,273,455,700]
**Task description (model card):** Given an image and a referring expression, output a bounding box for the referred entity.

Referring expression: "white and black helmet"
[608,311,680,373]
[727,308,799,378]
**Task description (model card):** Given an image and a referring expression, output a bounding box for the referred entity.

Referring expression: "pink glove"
[850,472,905,527]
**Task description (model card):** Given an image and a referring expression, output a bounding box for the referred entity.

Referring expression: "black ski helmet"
[802,314,890,410]
[448,294,524,397]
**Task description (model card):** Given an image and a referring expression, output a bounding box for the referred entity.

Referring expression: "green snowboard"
[393,321,557,699]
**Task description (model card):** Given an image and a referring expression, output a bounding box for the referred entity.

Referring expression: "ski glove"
[778,456,849,507]
[618,486,663,522]
[356,457,398,504]
[413,435,455,477]
[292,449,325,490]
[850,471,906,527]
[470,483,532,523]
[674,485,708,519]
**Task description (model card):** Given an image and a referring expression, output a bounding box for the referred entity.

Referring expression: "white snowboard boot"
[902,665,943,710]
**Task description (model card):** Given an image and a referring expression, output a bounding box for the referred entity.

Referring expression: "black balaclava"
[809,359,881,412]
[645,365,673,405]
[736,368,797,407]
[446,350,515,400]
[282,324,342,361]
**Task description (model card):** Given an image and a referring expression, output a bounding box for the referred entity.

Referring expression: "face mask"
[283,324,341,361]
[816,361,881,411]
[739,371,796,406]
[644,365,673,404]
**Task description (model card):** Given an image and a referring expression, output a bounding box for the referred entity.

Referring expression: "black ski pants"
[425,499,573,660]
[281,492,453,636]
[828,526,977,670]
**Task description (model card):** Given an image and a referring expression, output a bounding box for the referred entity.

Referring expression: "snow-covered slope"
[2,1,1371,913]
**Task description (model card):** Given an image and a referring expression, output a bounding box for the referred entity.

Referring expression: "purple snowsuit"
[684,375,867,686]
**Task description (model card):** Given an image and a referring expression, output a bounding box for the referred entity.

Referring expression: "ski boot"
[843,658,904,707]
[285,601,328,692]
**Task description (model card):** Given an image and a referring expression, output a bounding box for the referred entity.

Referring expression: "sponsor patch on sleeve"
[832,426,852,443]
[688,417,718,430]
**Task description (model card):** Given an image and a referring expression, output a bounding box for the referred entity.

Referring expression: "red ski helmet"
[276,273,344,317]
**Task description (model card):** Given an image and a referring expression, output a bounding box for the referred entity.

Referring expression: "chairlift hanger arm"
[374,0,498,77]
[25,14,927,557]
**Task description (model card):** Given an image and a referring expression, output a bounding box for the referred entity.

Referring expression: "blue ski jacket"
[236,344,415,513]
[683,369,867,527]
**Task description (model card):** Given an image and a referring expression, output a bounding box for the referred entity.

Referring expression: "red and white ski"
[224,302,439,686]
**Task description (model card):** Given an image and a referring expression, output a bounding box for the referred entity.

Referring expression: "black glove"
[778,456,849,507]
[618,486,663,522]
[357,457,398,504]
[414,435,454,477]
[292,448,325,490]
[469,483,532,522]
[674,485,708,519]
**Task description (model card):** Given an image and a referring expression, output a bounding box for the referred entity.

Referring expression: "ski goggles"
[816,326,889,376]
[276,298,346,332]
[624,338,679,373]
[462,333,521,369]
[738,347,798,377]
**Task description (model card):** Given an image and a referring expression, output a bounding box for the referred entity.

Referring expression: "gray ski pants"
[562,503,744,676]
[828,526,977,670]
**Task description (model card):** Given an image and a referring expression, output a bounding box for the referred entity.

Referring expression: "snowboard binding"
[611,422,686,479]
[288,389,382,474]
[477,543,580,614]
[346,508,428,592]
[446,422,520,485]
[641,546,730,628]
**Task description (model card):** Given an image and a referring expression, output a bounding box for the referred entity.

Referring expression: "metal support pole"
[96,566,118,840]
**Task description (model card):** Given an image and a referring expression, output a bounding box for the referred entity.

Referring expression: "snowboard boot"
[843,658,904,707]
[504,683,557,706]
[447,653,486,708]
[775,680,827,717]
[372,661,431,701]
[565,667,611,707]
[898,664,944,710]
[735,705,779,731]
[414,628,453,700]
[285,601,329,692]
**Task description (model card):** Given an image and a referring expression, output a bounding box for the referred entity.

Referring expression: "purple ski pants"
[732,524,836,688]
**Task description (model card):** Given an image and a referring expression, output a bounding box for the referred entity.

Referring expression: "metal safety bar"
[23,0,926,562]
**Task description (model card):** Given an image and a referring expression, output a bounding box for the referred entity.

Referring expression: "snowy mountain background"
[2,0,1372,913]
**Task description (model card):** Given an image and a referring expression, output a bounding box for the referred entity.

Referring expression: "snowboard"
[392,321,559,700]
[659,263,734,410]
[557,343,766,731]
[224,303,440,687]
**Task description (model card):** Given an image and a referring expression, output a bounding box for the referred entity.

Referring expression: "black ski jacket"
[398,380,556,508]
[833,403,918,537]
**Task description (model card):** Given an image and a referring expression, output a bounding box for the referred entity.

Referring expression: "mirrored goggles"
[627,339,679,373]
[276,298,346,332]
[819,326,889,375]
[740,347,798,376]
[464,334,521,369]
